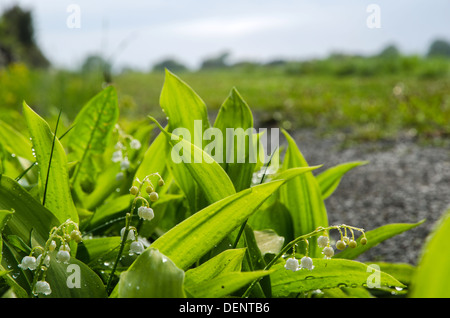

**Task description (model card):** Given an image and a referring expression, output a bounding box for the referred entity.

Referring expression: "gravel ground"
[288,130,450,265]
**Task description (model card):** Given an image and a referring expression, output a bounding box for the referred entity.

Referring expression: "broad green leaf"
[118,248,185,298]
[213,88,255,191]
[42,254,107,298]
[0,119,34,161]
[365,262,415,286]
[321,286,374,298]
[271,258,405,297]
[158,70,211,211]
[279,129,328,257]
[68,86,119,190]
[316,161,369,200]
[185,270,274,298]
[254,229,285,257]
[85,194,133,231]
[248,200,294,243]
[334,220,425,260]
[150,117,236,205]
[23,102,78,224]
[151,181,280,270]
[0,209,14,233]
[185,249,246,286]
[83,163,125,211]
[160,69,210,136]
[151,168,313,271]
[0,175,59,245]
[410,209,450,297]
[138,193,185,237]
[76,236,122,265]
[133,131,172,198]
[242,225,272,297]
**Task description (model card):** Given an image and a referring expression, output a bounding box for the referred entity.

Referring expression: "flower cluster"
[121,174,163,255]
[18,219,82,297]
[106,173,164,293]
[283,224,367,273]
[112,127,142,181]
[317,224,367,259]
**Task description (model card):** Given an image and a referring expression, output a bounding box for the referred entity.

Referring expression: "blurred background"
[0,0,449,142]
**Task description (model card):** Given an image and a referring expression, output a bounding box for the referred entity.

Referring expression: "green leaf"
[42,255,107,298]
[184,249,246,286]
[410,209,450,297]
[160,69,210,136]
[270,258,405,297]
[118,248,185,298]
[158,70,211,211]
[278,129,328,257]
[334,220,425,260]
[76,236,122,265]
[150,117,236,205]
[365,262,415,286]
[316,161,369,200]
[85,194,133,231]
[213,87,255,191]
[248,200,294,243]
[0,209,14,233]
[254,229,285,257]
[151,167,314,271]
[185,270,274,298]
[0,175,59,245]
[133,132,172,198]
[23,102,78,224]
[68,86,119,189]
[0,119,34,161]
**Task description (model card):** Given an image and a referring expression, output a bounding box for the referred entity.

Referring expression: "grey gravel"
[288,130,450,265]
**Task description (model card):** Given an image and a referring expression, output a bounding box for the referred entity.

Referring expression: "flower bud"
[19,256,37,271]
[37,254,51,267]
[56,250,70,264]
[34,280,52,296]
[336,240,346,250]
[129,241,145,255]
[137,206,154,221]
[120,157,130,170]
[300,256,314,270]
[348,239,357,248]
[322,246,334,258]
[48,240,57,252]
[149,191,159,202]
[158,179,165,187]
[70,230,82,243]
[317,235,329,248]
[130,186,139,195]
[130,139,141,150]
[360,237,368,245]
[120,227,136,241]
[284,257,299,272]
[145,186,154,194]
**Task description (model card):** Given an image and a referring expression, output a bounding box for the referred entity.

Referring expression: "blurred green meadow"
[1,54,450,146]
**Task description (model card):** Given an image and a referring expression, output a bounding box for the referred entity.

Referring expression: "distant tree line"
[0,5,49,68]
[1,4,450,75]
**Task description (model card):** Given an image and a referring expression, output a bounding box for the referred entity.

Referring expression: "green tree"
[152,58,188,72]
[427,39,450,58]
[0,5,50,68]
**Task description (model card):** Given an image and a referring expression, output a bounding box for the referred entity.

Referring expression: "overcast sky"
[1,0,449,70]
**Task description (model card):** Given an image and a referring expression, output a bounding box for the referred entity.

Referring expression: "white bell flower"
[284,257,299,272]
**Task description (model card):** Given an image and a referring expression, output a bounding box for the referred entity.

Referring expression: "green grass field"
[1,57,450,145]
